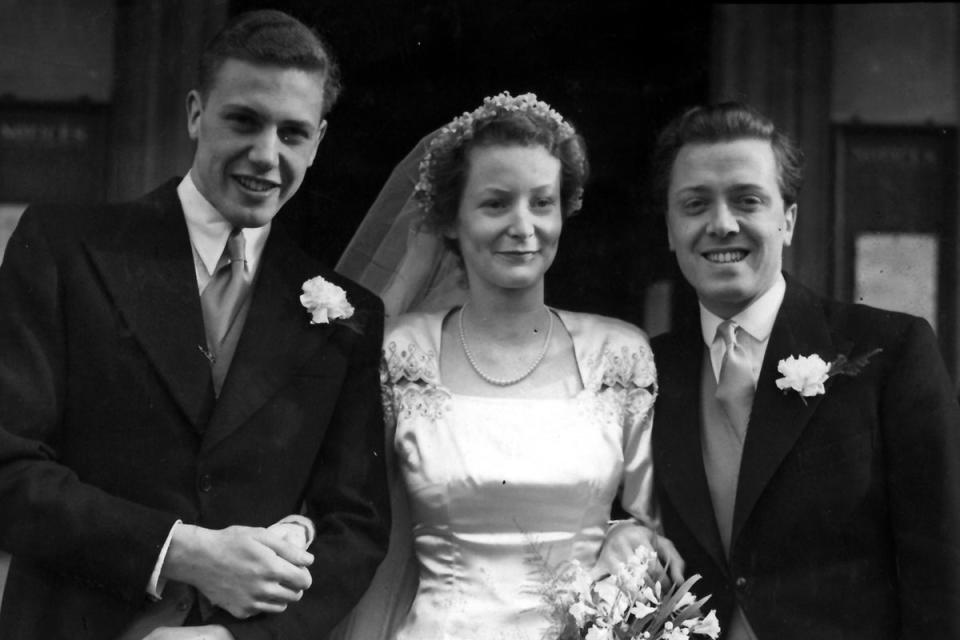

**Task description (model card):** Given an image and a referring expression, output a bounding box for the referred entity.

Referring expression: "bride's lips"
[496,249,540,261]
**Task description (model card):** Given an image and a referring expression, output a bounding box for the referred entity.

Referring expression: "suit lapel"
[654,325,727,570]
[201,227,332,453]
[84,181,213,429]
[731,277,836,544]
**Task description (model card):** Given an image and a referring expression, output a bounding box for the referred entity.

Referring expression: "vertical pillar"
[107,0,228,202]
[710,5,833,295]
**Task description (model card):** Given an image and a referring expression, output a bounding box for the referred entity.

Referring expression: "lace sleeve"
[601,338,659,530]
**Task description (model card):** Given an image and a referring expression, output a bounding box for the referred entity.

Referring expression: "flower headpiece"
[413,91,584,220]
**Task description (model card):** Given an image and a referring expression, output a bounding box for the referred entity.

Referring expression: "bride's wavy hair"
[420,96,589,255]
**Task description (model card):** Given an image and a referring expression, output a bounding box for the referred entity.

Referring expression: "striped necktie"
[715,320,755,439]
[200,228,250,395]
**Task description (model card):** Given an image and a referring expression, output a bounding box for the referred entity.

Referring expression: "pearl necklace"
[458,303,554,386]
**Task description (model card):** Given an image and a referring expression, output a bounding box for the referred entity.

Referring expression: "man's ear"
[307,119,328,167]
[666,215,676,252]
[185,90,203,141]
[782,203,797,247]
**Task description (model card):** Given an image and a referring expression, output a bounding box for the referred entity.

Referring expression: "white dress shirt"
[699,273,787,386]
[177,173,270,293]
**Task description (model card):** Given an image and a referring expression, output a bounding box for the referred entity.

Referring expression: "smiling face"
[186,58,327,228]
[447,144,563,295]
[666,138,796,318]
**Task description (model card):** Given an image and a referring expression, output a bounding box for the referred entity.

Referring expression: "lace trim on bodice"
[381,339,450,423]
[581,340,657,424]
[382,339,441,386]
[380,334,656,424]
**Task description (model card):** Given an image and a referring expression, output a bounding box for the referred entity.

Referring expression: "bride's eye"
[531,196,557,211]
[481,198,506,210]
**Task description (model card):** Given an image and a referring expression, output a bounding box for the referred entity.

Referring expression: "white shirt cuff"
[146,520,182,599]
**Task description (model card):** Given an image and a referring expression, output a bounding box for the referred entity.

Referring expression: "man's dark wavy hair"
[197,10,341,117]
[650,102,804,211]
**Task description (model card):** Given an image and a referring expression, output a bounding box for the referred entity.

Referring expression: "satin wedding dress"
[333,308,658,640]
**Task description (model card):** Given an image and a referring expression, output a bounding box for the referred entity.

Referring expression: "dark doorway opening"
[233,0,710,327]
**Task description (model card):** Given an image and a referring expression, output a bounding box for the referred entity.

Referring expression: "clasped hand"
[593,520,685,585]
[162,521,314,620]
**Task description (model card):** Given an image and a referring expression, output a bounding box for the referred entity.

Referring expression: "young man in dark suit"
[0,10,389,639]
[650,102,960,639]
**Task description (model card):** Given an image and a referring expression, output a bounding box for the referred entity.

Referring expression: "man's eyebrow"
[220,102,257,114]
[219,104,319,132]
[673,185,711,194]
[727,182,771,193]
[282,118,318,133]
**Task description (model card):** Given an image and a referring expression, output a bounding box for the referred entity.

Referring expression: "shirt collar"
[177,173,271,277]
[699,272,786,347]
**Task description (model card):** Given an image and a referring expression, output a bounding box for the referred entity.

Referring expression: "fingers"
[184,526,314,616]
[257,528,315,569]
[610,528,652,561]
[266,522,308,552]
[244,532,312,594]
[655,535,686,584]
[228,595,297,617]
[597,522,689,589]
[221,587,303,619]
[252,582,306,611]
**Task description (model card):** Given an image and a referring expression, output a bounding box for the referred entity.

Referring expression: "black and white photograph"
[0,2,958,638]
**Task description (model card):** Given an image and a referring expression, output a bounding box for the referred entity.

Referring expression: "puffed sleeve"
[615,333,660,530]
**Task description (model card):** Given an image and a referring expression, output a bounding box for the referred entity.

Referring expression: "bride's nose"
[506,206,535,238]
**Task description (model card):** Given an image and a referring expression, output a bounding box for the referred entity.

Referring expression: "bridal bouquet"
[541,546,720,640]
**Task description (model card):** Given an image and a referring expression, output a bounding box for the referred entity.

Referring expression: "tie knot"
[218,228,247,275]
[227,228,246,262]
[717,320,739,348]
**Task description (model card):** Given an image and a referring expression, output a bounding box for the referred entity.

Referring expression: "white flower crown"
[413,91,584,220]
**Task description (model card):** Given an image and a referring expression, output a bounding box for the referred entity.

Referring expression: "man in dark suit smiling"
[0,10,388,639]
[650,102,960,639]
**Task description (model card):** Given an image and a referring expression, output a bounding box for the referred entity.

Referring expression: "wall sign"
[0,103,107,203]
[833,125,957,375]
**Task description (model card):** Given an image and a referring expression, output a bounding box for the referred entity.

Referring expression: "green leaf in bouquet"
[672,594,713,625]
[641,573,700,631]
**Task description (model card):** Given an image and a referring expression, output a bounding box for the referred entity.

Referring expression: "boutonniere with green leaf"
[300,276,357,330]
[776,348,883,400]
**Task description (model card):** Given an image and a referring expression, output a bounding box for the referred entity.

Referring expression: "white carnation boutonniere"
[776,348,882,401]
[300,275,355,326]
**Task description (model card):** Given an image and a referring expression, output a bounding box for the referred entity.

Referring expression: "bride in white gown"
[332,92,680,640]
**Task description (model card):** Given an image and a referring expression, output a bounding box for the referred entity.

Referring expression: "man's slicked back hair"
[197,9,341,117]
[650,102,804,211]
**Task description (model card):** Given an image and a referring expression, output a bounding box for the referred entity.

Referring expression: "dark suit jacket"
[0,180,390,639]
[652,274,960,639]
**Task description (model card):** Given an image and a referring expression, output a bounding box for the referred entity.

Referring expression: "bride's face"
[447,144,563,293]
